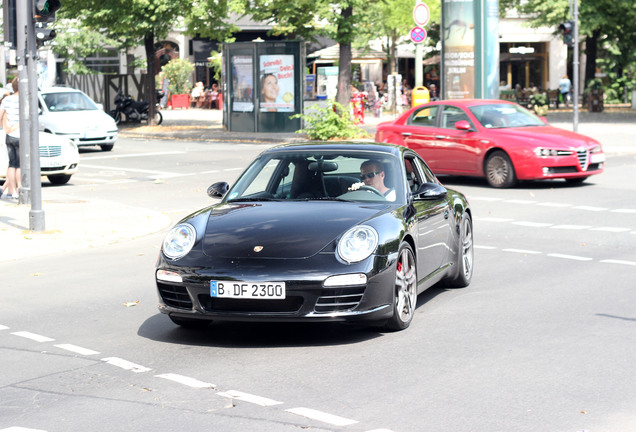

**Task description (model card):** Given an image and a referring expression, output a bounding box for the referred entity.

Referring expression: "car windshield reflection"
[225,151,404,203]
[469,103,545,129]
[42,92,99,112]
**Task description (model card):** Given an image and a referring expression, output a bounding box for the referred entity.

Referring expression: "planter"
[170,94,190,110]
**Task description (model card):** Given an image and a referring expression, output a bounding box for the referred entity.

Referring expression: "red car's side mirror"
[455,120,472,131]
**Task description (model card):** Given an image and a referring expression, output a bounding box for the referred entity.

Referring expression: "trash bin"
[412,86,430,107]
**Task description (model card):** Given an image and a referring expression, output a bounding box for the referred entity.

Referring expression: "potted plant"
[584,78,604,112]
[160,58,194,109]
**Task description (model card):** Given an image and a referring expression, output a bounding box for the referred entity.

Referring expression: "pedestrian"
[559,75,572,107]
[0,77,21,200]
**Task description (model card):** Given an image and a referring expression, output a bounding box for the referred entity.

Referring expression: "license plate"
[40,159,62,168]
[210,281,286,299]
[590,153,605,163]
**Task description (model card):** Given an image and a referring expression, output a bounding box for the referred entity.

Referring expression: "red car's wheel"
[485,150,517,188]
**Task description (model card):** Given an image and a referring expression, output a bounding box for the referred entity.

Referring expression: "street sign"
[410,26,427,44]
[413,3,430,27]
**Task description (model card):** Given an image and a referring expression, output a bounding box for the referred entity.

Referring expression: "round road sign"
[410,26,427,44]
[413,3,430,27]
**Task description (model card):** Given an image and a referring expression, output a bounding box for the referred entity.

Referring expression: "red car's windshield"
[469,104,545,129]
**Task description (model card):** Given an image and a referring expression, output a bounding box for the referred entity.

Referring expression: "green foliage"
[208,50,223,82]
[292,101,370,141]
[160,59,195,95]
[529,92,548,106]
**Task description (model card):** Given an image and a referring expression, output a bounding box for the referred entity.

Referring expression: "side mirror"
[455,120,472,131]
[207,181,229,198]
[413,182,448,200]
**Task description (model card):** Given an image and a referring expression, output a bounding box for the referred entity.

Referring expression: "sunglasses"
[360,171,382,180]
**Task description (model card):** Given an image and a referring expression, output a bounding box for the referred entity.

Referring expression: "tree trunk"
[584,28,600,89]
[335,5,353,110]
[389,30,398,74]
[144,32,157,126]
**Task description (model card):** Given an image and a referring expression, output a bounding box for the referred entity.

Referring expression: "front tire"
[442,213,474,288]
[100,144,114,151]
[113,111,122,125]
[48,174,72,185]
[152,111,163,125]
[485,150,517,188]
[384,243,418,331]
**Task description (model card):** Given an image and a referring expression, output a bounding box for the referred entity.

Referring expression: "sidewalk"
[2,104,635,263]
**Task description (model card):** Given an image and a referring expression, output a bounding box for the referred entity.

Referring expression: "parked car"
[38,87,118,152]
[375,99,605,188]
[0,131,79,185]
[155,142,473,331]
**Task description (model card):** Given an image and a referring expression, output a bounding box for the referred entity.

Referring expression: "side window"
[440,105,471,129]
[404,157,424,193]
[414,158,437,183]
[408,106,438,126]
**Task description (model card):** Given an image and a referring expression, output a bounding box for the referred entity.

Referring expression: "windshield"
[225,151,404,204]
[469,103,545,129]
[42,92,98,112]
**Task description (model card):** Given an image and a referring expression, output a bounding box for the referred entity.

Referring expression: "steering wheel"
[357,185,385,198]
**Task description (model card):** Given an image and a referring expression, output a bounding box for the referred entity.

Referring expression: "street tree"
[59,0,235,125]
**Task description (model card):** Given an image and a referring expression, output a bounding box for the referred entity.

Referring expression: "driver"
[350,160,396,201]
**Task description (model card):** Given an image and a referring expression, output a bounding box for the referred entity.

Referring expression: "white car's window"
[43,92,98,112]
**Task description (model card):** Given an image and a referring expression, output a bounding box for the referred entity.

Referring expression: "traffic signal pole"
[16,0,45,230]
[572,0,579,132]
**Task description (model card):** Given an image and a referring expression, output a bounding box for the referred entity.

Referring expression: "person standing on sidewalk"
[0,78,21,200]
[559,75,572,107]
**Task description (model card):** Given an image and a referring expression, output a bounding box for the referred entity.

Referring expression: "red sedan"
[375,99,605,188]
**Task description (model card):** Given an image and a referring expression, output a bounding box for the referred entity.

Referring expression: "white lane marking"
[547,253,593,261]
[538,202,572,208]
[591,227,631,233]
[475,245,497,250]
[504,199,536,204]
[218,390,283,406]
[611,209,636,214]
[199,169,220,174]
[477,217,514,222]
[0,325,9,330]
[82,151,185,160]
[550,225,591,230]
[574,205,608,212]
[512,221,553,228]
[54,344,100,356]
[600,259,636,267]
[503,249,542,255]
[80,163,180,176]
[286,407,358,426]
[0,427,49,431]
[365,430,395,432]
[101,357,151,373]
[155,373,215,389]
[11,332,54,343]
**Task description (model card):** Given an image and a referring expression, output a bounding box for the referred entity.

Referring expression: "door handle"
[401,132,412,136]
[435,135,448,139]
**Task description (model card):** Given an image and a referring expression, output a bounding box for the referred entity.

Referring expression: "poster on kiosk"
[259,55,295,112]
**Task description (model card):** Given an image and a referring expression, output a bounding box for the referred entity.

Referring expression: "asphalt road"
[1,136,635,432]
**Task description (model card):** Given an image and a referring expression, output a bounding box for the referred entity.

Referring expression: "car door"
[399,105,445,169]
[404,154,451,279]
[434,105,482,174]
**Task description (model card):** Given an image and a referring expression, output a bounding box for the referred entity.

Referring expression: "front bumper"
[155,252,396,324]
[517,149,605,180]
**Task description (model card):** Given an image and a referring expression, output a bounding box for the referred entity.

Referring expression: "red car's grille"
[577,149,589,171]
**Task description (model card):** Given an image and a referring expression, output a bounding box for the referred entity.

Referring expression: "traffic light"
[35,22,56,46]
[559,20,574,47]
[34,0,61,23]
[3,0,17,48]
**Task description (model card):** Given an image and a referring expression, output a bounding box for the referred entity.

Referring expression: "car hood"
[202,201,387,259]
[492,126,601,149]
[40,110,117,132]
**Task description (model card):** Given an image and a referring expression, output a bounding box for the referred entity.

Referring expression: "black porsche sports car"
[156,142,473,331]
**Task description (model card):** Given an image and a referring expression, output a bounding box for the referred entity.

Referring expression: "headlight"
[162,223,196,260]
[534,148,573,157]
[590,145,602,153]
[337,225,378,263]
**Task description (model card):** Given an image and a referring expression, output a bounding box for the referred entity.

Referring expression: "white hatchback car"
[38,87,118,152]
[0,132,80,185]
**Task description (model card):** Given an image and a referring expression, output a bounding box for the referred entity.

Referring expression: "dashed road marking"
[550,224,591,230]
[218,390,283,406]
[503,248,542,254]
[54,344,100,356]
[591,227,631,232]
[0,325,9,330]
[574,205,608,212]
[600,259,636,266]
[0,427,48,431]
[547,253,593,261]
[11,331,54,343]
[286,407,359,426]
[611,209,636,214]
[155,373,215,389]
[512,221,552,228]
[101,357,151,373]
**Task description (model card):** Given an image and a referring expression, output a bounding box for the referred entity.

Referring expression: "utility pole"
[572,0,579,132]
